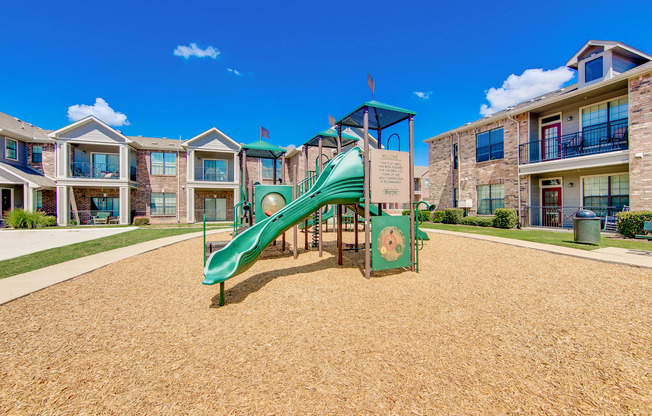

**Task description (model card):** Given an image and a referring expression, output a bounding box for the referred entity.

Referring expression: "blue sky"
[2,0,652,166]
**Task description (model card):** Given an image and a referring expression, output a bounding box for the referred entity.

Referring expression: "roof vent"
[152,142,158,145]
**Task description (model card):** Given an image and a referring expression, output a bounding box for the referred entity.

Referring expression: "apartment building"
[426,40,652,228]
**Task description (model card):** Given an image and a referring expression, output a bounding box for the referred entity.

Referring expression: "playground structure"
[205,100,431,305]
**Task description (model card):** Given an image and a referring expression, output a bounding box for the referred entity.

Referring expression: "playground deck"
[1,232,651,414]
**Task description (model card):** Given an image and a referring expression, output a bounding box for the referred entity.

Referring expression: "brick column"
[629,73,652,210]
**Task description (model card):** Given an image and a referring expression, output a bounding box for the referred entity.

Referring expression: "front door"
[204,198,227,221]
[542,187,562,226]
[1,188,13,219]
[541,123,561,161]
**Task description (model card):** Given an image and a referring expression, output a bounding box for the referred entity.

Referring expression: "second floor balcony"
[519,120,628,165]
[71,161,120,179]
[194,166,233,182]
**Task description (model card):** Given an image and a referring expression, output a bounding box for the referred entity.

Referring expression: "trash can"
[573,210,601,244]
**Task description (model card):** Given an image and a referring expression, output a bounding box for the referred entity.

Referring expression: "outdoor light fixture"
[635,153,644,158]
[567,116,573,121]
[568,182,574,188]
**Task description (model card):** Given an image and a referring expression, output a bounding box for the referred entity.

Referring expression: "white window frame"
[5,138,18,161]
[150,192,177,216]
[578,94,628,132]
[579,171,629,210]
[150,152,177,176]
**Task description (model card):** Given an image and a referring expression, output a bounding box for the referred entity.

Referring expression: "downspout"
[507,115,521,227]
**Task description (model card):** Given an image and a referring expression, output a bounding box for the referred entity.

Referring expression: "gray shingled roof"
[0,112,52,143]
[129,136,185,151]
[0,162,56,188]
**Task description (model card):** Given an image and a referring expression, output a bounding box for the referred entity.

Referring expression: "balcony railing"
[525,205,620,228]
[194,167,232,182]
[70,162,120,179]
[519,120,628,165]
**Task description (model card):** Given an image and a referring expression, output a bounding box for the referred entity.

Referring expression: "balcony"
[194,166,232,182]
[525,205,621,228]
[519,120,628,165]
[70,162,120,179]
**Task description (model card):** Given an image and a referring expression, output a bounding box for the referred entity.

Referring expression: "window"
[36,190,43,209]
[476,128,503,163]
[151,192,176,215]
[424,178,429,189]
[203,159,228,181]
[151,152,176,175]
[262,159,282,180]
[5,138,17,160]
[585,57,603,83]
[477,184,504,215]
[32,145,42,163]
[91,197,119,217]
[92,153,119,178]
[453,143,458,169]
[581,97,628,148]
[583,174,629,215]
[453,188,458,208]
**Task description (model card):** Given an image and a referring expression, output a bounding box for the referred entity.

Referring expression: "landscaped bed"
[1,231,650,414]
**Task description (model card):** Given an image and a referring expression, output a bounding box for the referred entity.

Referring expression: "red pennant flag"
[329,114,336,127]
[367,73,375,100]
[260,126,269,139]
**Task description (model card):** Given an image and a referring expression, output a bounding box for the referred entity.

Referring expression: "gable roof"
[48,116,133,144]
[414,166,429,178]
[0,162,56,188]
[566,40,652,69]
[181,127,241,150]
[0,111,52,143]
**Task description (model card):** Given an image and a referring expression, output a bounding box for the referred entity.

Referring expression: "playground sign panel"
[370,149,409,204]
[371,215,411,271]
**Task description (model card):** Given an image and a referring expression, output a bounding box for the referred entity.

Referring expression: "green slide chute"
[203,147,365,285]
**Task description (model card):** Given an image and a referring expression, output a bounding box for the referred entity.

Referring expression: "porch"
[57,185,131,226]
[524,205,621,229]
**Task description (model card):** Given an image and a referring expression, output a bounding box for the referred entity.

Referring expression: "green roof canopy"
[304,128,359,148]
[239,139,286,159]
[336,100,416,130]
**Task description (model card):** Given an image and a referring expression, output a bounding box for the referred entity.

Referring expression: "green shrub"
[441,208,464,224]
[460,216,494,227]
[402,210,410,216]
[133,216,150,226]
[431,211,444,223]
[5,209,53,229]
[493,208,519,229]
[39,214,57,227]
[417,210,431,222]
[616,211,652,238]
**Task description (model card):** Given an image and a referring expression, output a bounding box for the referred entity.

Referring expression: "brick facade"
[27,143,56,178]
[39,189,56,216]
[628,73,652,210]
[194,189,234,221]
[429,115,527,216]
[135,150,188,223]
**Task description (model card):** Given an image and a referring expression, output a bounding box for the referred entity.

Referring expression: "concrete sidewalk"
[0,227,138,261]
[423,229,652,269]
[0,229,230,305]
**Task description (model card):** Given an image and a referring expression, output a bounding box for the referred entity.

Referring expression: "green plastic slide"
[203,147,366,285]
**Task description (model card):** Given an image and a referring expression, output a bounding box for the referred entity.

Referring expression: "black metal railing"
[193,167,233,182]
[70,162,120,179]
[69,210,121,225]
[519,120,628,165]
[525,205,620,228]
[196,208,234,222]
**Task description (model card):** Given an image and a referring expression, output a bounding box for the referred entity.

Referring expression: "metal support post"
[363,107,371,279]
[409,115,415,271]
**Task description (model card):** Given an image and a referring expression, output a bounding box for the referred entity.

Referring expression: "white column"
[187,187,195,223]
[119,186,130,225]
[23,185,36,212]
[56,141,70,178]
[56,185,69,226]
[119,145,129,180]
[233,152,239,183]
[187,150,195,181]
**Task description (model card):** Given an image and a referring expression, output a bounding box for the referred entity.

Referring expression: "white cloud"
[413,91,432,99]
[67,98,130,126]
[480,67,574,116]
[226,68,241,76]
[173,43,220,59]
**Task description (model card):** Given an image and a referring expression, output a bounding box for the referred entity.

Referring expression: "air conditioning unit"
[457,199,473,208]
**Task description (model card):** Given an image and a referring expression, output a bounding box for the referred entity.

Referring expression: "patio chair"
[92,211,111,225]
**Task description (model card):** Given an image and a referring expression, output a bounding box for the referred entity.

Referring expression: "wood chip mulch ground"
[1,230,651,415]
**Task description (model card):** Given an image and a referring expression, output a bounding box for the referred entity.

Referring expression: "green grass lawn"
[421,223,652,252]
[0,225,228,280]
